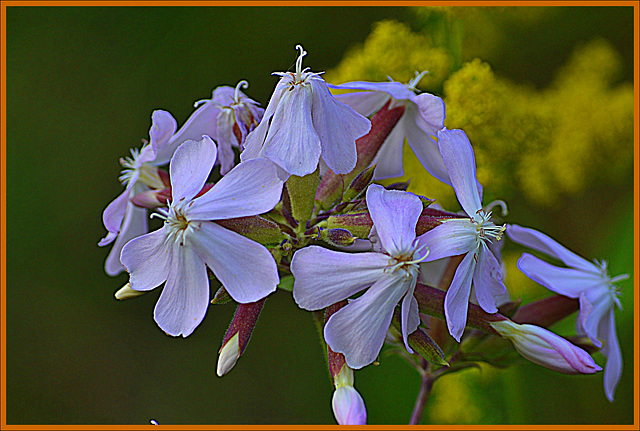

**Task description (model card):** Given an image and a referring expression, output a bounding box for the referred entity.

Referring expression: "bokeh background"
[4,5,635,425]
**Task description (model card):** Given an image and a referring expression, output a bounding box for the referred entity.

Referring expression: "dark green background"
[5,6,635,425]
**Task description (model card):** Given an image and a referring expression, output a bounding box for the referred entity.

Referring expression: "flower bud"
[331,365,367,425]
[490,320,602,374]
[114,282,146,300]
[216,298,266,377]
[342,164,376,203]
[130,187,171,209]
[319,228,355,247]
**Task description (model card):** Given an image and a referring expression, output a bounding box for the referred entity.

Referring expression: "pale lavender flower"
[120,136,283,337]
[171,81,264,175]
[490,320,602,375]
[417,128,507,342]
[331,365,367,425]
[507,224,628,401]
[241,45,371,177]
[99,110,178,276]
[329,72,447,181]
[292,184,429,369]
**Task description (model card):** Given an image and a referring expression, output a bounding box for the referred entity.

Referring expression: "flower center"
[385,243,430,279]
[473,210,506,251]
[153,202,201,247]
[594,259,628,308]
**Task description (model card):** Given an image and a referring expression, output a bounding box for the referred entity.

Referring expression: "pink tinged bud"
[319,228,355,247]
[130,187,171,209]
[216,298,266,377]
[490,320,602,375]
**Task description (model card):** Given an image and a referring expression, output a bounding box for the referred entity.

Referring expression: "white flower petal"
[400,278,420,353]
[291,245,389,311]
[444,251,477,342]
[310,79,371,175]
[191,222,278,303]
[263,84,321,176]
[333,90,390,117]
[517,253,604,298]
[153,244,209,337]
[324,272,409,369]
[147,110,178,165]
[506,224,596,273]
[104,202,148,276]
[170,136,217,203]
[600,308,622,402]
[188,157,283,221]
[371,116,409,180]
[472,245,507,314]
[416,219,476,261]
[437,128,483,218]
[365,184,422,257]
[121,227,173,291]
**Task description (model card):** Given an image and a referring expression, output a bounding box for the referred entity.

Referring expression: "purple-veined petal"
[324,272,410,369]
[405,104,450,185]
[400,277,420,353]
[332,386,367,425]
[215,109,238,175]
[472,244,507,314]
[328,80,415,101]
[148,110,178,165]
[333,90,391,117]
[191,221,278,303]
[104,201,148,276]
[506,224,597,273]
[263,84,321,176]
[437,128,483,219]
[188,158,283,221]
[599,307,622,402]
[517,253,604,298]
[291,245,390,310]
[444,251,476,342]
[371,116,409,180]
[121,227,173,291]
[365,184,422,257]
[99,190,131,244]
[170,136,217,203]
[153,244,209,337]
[416,219,476,261]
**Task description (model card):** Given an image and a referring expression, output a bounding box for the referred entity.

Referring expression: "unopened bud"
[216,298,266,377]
[490,320,602,375]
[114,283,146,300]
[342,164,376,203]
[331,365,367,425]
[319,228,355,247]
[130,187,171,209]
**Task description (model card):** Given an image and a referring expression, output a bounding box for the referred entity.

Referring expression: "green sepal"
[286,168,319,225]
[211,286,233,305]
[326,212,373,239]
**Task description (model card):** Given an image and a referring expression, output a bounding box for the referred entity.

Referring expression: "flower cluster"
[100,45,628,424]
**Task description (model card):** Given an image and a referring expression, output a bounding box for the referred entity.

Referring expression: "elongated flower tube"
[170,81,264,175]
[120,136,284,337]
[241,45,371,177]
[329,71,448,182]
[99,110,177,276]
[417,128,507,342]
[507,224,628,401]
[490,320,602,375]
[292,184,430,369]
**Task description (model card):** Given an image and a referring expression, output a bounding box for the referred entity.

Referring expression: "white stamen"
[407,70,429,91]
[294,44,308,82]
[484,199,509,217]
[234,80,249,104]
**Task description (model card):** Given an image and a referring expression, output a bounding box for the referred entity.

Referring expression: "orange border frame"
[1,1,638,430]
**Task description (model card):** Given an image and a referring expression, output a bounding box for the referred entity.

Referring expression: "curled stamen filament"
[294,44,308,81]
[234,80,249,103]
